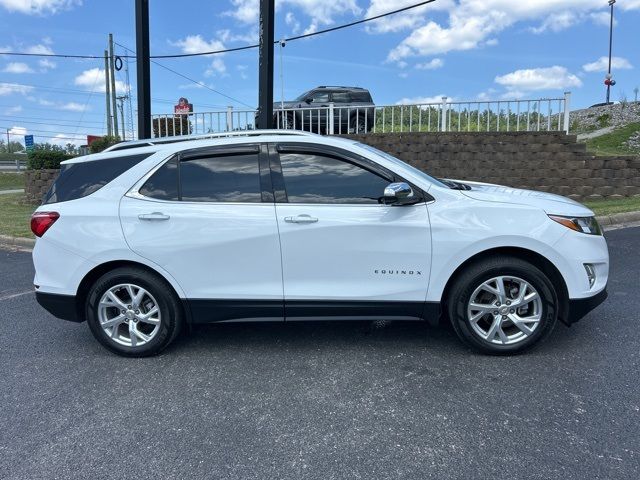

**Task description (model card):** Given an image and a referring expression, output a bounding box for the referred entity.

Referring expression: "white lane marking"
[0,290,33,301]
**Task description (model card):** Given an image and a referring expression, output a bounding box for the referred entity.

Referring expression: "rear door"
[270,143,431,320]
[120,144,284,322]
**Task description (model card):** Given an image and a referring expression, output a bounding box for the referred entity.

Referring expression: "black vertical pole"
[135,0,151,139]
[257,0,275,129]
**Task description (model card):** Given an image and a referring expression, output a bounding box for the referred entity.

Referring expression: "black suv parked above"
[273,86,375,134]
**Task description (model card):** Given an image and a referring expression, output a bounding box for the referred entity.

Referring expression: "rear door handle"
[284,214,318,224]
[138,212,170,221]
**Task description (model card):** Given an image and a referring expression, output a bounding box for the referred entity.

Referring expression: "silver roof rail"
[103,129,318,153]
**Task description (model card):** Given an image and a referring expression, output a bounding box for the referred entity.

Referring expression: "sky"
[0,0,639,146]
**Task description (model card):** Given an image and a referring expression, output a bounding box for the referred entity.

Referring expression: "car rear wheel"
[350,115,367,134]
[86,267,183,357]
[447,256,558,355]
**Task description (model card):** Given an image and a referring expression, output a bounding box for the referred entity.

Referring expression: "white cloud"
[3,62,34,74]
[529,11,577,33]
[0,0,80,14]
[50,133,85,147]
[60,101,88,112]
[25,43,54,55]
[225,0,360,32]
[74,67,126,94]
[38,58,56,70]
[583,56,633,73]
[4,105,23,115]
[396,95,452,105]
[0,82,34,96]
[171,35,227,77]
[589,11,616,27]
[285,11,301,34]
[8,126,27,138]
[495,66,582,92]
[385,0,639,63]
[205,58,227,76]
[365,0,454,34]
[416,58,444,70]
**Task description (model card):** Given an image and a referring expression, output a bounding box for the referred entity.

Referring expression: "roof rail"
[317,85,364,89]
[103,129,318,153]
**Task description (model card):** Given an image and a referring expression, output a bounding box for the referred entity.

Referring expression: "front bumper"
[35,291,82,322]
[564,288,608,325]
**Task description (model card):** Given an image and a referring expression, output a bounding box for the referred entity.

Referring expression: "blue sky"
[0,0,639,145]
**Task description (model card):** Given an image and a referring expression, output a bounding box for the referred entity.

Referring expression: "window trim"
[128,144,272,205]
[272,142,429,206]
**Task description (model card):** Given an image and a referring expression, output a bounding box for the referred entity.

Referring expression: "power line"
[0,115,105,125]
[0,0,437,59]
[114,40,249,108]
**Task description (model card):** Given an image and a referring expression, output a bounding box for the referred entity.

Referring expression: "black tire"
[350,115,367,134]
[85,267,183,357]
[446,256,558,355]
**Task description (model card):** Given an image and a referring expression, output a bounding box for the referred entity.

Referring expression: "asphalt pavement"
[1,227,639,480]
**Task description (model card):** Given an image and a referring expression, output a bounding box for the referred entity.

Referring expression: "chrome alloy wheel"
[98,283,161,347]
[466,276,543,345]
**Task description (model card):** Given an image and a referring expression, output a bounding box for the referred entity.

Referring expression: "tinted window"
[139,157,179,200]
[332,91,350,103]
[280,152,389,204]
[44,153,152,205]
[350,91,372,102]
[180,153,261,202]
[310,92,329,103]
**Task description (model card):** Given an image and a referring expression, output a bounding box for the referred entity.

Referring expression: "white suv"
[31,132,609,356]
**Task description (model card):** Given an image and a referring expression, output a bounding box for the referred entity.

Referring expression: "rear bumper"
[565,288,608,325]
[35,291,82,322]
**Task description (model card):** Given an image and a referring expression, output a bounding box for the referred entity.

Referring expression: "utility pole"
[6,128,10,154]
[605,0,616,104]
[117,95,127,141]
[109,34,119,139]
[256,0,275,129]
[104,50,113,136]
[135,0,151,139]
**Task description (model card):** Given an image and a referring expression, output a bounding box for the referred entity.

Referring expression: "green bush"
[27,145,74,170]
[89,135,120,154]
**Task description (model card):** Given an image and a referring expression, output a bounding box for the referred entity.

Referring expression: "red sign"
[87,135,102,145]
[174,97,193,115]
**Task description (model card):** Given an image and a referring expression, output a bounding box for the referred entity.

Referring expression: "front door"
[120,144,284,322]
[271,144,432,320]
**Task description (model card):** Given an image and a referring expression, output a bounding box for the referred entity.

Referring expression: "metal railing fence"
[151,92,571,138]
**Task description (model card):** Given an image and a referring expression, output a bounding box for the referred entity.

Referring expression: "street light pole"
[606,0,616,104]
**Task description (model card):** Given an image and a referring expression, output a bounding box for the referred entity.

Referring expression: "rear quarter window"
[43,153,152,205]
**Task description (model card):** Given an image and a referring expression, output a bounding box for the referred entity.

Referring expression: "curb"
[0,234,35,249]
[596,210,640,227]
[1,211,639,251]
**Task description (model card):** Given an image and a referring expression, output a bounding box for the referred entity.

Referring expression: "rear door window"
[44,153,152,204]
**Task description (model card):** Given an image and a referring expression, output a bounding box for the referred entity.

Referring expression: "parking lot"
[0,226,638,479]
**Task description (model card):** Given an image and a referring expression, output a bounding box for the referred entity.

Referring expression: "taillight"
[31,212,60,237]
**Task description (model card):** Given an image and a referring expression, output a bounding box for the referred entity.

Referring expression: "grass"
[0,193,36,238]
[583,196,640,216]
[0,172,24,191]
[583,122,640,156]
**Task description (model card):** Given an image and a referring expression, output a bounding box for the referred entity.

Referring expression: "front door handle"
[138,212,170,221]
[284,214,318,224]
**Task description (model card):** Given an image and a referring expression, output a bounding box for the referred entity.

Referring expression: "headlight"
[548,215,602,235]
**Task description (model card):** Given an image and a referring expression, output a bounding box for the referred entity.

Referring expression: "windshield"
[294,90,312,102]
[356,143,448,189]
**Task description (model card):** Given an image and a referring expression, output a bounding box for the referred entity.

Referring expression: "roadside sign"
[24,134,34,151]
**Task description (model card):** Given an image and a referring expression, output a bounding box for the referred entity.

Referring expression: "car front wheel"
[447,256,559,355]
[85,267,183,357]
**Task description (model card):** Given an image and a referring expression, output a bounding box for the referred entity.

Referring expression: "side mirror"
[383,182,415,205]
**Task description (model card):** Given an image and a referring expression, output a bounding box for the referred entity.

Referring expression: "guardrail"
[151,92,571,138]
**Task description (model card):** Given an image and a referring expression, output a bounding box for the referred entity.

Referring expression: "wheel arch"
[439,246,570,326]
[74,260,191,324]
